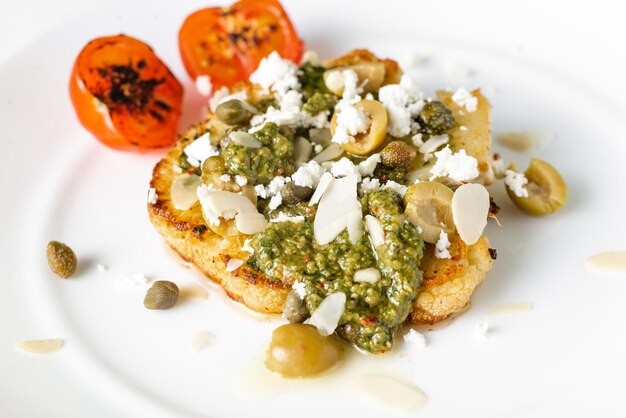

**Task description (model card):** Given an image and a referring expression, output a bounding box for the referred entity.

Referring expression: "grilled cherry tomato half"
[70,35,183,151]
[179,0,304,89]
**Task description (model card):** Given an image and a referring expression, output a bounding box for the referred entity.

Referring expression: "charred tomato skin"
[70,34,183,151]
[178,0,304,88]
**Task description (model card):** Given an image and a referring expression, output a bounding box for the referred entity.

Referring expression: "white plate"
[1,1,626,417]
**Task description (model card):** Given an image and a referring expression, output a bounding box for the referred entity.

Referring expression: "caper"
[215,99,252,125]
[330,99,387,156]
[404,181,455,243]
[282,290,309,323]
[281,182,314,206]
[506,158,567,216]
[46,241,77,278]
[201,156,225,176]
[265,324,343,378]
[418,100,456,134]
[380,141,417,168]
[144,280,179,309]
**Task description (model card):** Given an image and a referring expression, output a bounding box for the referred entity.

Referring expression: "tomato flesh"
[179,0,304,88]
[70,35,183,151]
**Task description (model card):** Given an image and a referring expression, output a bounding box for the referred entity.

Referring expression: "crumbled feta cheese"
[184,133,219,167]
[492,158,506,179]
[357,153,380,177]
[313,143,323,154]
[234,175,248,186]
[403,328,426,349]
[147,188,157,204]
[195,75,212,96]
[291,160,326,188]
[429,146,479,182]
[378,75,424,137]
[411,133,424,147]
[254,184,268,199]
[253,89,330,129]
[249,51,300,98]
[226,258,244,272]
[96,264,107,274]
[435,230,451,259]
[340,69,361,102]
[116,272,150,290]
[331,102,370,144]
[292,281,307,299]
[219,174,231,183]
[270,213,305,223]
[268,192,283,211]
[330,157,360,179]
[504,169,529,197]
[241,239,254,254]
[384,180,408,198]
[452,87,478,112]
[360,177,381,193]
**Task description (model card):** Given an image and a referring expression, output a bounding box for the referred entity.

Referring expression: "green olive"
[281,182,314,206]
[404,181,455,243]
[282,290,310,323]
[506,158,567,216]
[380,141,417,168]
[330,99,387,156]
[418,100,456,134]
[215,99,252,126]
[201,156,226,177]
[265,324,342,378]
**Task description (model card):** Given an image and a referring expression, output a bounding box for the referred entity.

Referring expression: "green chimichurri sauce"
[248,190,423,353]
[221,122,295,185]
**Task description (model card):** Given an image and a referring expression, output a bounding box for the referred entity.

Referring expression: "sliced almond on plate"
[451,183,490,245]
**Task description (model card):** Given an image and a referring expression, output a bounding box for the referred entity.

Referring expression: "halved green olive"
[404,181,455,243]
[330,99,387,156]
[506,158,567,216]
[323,62,385,95]
[265,324,342,378]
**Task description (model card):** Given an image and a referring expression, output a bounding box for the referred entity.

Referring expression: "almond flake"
[451,183,489,245]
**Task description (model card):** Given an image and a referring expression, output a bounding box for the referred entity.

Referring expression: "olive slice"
[330,99,388,156]
[506,158,567,216]
[265,324,342,378]
[403,181,455,243]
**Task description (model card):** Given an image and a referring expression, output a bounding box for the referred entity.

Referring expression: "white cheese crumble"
[195,75,212,96]
[241,239,254,254]
[504,169,529,197]
[313,143,323,154]
[411,133,424,147]
[147,188,158,204]
[331,102,370,144]
[270,213,305,223]
[226,258,244,272]
[249,51,300,98]
[291,160,326,188]
[451,87,478,112]
[429,146,479,182]
[268,192,283,211]
[378,75,424,137]
[183,133,219,167]
[357,153,380,177]
[292,281,307,299]
[255,176,290,199]
[219,174,231,183]
[330,157,360,179]
[403,328,426,349]
[434,230,451,259]
[384,180,408,198]
[360,177,381,193]
[234,175,248,186]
